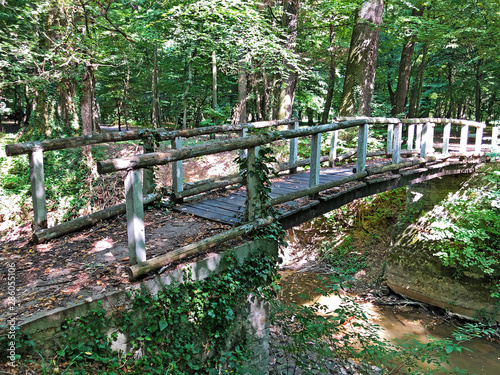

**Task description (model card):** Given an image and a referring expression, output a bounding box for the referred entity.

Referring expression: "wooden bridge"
[6,117,499,280]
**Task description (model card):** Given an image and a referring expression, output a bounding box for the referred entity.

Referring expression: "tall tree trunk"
[262,70,271,120]
[182,49,195,130]
[475,59,482,122]
[446,63,454,118]
[277,0,299,120]
[252,70,263,121]
[321,24,337,124]
[151,44,160,128]
[123,64,130,131]
[212,50,218,109]
[408,43,428,118]
[338,0,384,116]
[392,7,424,117]
[58,78,79,131]
[81,64,98,136]
[387,79,395,107]
[232,54,247,124]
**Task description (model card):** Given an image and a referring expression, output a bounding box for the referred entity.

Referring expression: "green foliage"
[319,235,367,277]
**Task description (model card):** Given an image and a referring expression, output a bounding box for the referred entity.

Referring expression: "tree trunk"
[338,0,384,116]
[408,43,428,118]
[212,50,218,109]
[252,70,263,121]
[321,24,337,124]
[232,54,247,124]
[262,70,271,120]
[392,7,424,117]
[446,63,454,118]
[123,64,130,131]
[277,0,299,120]
[58,78,79,131]
[182,49,195,130]
[151,44,160,128]
[475,59,482,122]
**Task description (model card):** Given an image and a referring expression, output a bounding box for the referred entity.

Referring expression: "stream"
[278,272,500,375]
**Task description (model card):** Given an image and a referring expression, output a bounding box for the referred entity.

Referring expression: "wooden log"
[392,122,402,164]
[246,147,261,221]
[328,130,338,167]
[402,118,485,128]
[407,123,415,150]
[310,133,321,187]
[442,122,451,155]
[387,123,394,152]
[6,130,146,156]
[267,171,368,207]
[127,216,274,280]
[33,193,161,243]
[97,119,371,174]
[125,169,146,265]
[475,126,484,154]
[415,123,422,151]
[460,124,469,153]
[29,146,48,232]
[289,121,299,174]
[172,136,183,197]
[357,123,368,173]
[420,122,432,157]
[142,138,156,195]
[365,156,436,175]
[335,148,357,162]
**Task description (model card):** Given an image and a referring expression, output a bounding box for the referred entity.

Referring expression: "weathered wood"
[310,133,321,187]
[127,216,274,280]
[143,138,155,195]
[268,171,368,207]
[357,124,368,173]
[98,119,371,174]
[172,136,183,197]
[246,147,261,221]
[415,124,422,151]
[387,123,394,152]
[420,122,432,157]
[365,156,436,175]
[328,130,338,167]
[335,148,358,162]
[407,123,415,150]
[402,118,485,128]
[460,124,469,153]
[289,121,299,174]
[392,122,402,164]
[33,193,161,243]
[125,169,146,265]
[29,146,47,232]
[475,126,484,154]
[6,131,146,156]
[442,122,451,155]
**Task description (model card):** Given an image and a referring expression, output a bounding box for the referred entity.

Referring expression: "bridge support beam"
[125,169,146,265]
[392,122,402,164]
[172,136,184,199]
[29,146,48,232]
[357,124,368,173]
[289,121,298,174]
[310,133,321,188]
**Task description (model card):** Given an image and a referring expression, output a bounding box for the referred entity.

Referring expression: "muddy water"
[278,272,500,375]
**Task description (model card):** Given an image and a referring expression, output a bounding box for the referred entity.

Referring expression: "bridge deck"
[175,165,354,225]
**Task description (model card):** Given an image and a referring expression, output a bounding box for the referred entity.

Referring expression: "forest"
[0,0,498,137]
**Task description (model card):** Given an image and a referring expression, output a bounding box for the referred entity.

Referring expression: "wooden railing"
[5,117,499,276]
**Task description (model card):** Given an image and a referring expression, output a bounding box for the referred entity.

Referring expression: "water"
[278,271,500,375]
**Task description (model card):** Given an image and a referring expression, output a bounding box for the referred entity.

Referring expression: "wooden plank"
[194,200,245,215]
[29,146,47,232]
[175,205,241,224]
[125,169,146,265]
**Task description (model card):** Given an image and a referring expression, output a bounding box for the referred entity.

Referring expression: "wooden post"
[310,133,321,188]
[386,123,394,153]
[474,126,484,154]
[442,122,451,155]
[125,169,146,265]
[29,146,47,232]
[492,127,499,150]
[460,124,469,153]
[289,121,298,174]
[246,147,261,221]
[172,136,183,197]
[143,138,155,195]
[392,121,402,164]
[420,122,431,157]
[357,124,368,173]
[238,127,248,160]
[328,130,338,167]
[407,123,415,150]
[415,124,422,151]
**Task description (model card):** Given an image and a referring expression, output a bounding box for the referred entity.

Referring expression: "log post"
[415,123,422,151]
[328,130,338,167]
[143,137,156,195]
[392,121,402,164]
[29,146,47,232]
[420,122,431,157]
[289,121,298,174]
[386,123,394,153]
[246,147,261,221]
[310,133,321,188]
[238,127,248,160]
[442,122,451,155]
[357,124,368,173]
[172,136,183,199]
[460,123,469,153]
[492,127,499,151]
[407,123,415,150]
[125,169,146,265]
[474,126,484,154]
